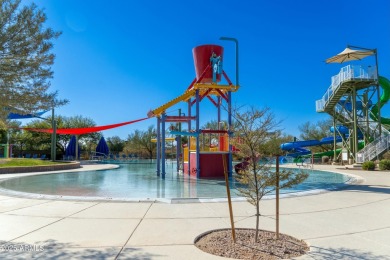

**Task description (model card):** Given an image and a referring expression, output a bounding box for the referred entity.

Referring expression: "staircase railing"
[356,134,390,163]
[316,65,377,112]
[333,103,390,163]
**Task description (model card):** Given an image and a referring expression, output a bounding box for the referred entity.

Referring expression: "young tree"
[0,0,67,122]
[232,106,308,242]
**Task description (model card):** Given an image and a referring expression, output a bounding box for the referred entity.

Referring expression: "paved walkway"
[0,164,389,259]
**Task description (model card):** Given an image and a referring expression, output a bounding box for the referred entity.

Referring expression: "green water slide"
[370,76,390,125]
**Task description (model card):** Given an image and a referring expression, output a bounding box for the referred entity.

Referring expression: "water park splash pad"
[0,162,353,201]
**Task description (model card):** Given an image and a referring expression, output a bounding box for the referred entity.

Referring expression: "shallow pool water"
[0,161,351,200]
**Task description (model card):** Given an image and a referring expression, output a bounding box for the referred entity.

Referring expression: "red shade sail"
[21,117,149,135]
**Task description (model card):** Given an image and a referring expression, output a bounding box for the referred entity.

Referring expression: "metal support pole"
[348,45,381,136]
[196,90,200,178]
[217,96,221,125]
[5,130,9,158]
[374,50,382,136]
[51,107,56,161]
[220,37,239,86]
[376,84,382,136]
[161,113,166,178]
[75,135,79,161]
[333,114,337,162]
[276,155,280,239]
[220,36,238,178]
[157,117,161,176]
[363,92,370,144]
[188,99,191,175]
[352,88,358,160]
[176,109,182,172]
[228,90,232,177]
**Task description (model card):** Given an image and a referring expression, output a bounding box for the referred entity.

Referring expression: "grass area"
[0,158,64,167]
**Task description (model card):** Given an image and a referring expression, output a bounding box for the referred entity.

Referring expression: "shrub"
[379,159,390,170]
[362,161,375,170]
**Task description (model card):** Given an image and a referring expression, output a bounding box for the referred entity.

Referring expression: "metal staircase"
[331,104,390,162]
[316,65,377,113]
[356,134,390,163]
[316,65,390,163]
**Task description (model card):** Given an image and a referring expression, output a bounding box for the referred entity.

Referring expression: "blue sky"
[27,0,390,139]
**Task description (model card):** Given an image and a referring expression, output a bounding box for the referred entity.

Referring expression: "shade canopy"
[326,47,375,64]
[7,111,47,120]
[96,137,109,156]
[21,117,148,135]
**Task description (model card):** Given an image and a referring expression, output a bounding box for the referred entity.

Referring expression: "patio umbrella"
[65,135,80,159]
[326,47,375,64]
[96,137,110,156]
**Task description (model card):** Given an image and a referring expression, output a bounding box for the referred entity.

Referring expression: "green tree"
[298,118,333,153]
[106,136,125,154]
[57,115,101,154]
[232,106,308,242]
[126,125,156,159]
[0,0,67,122]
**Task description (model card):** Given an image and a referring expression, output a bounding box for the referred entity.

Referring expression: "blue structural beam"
[161,113,166,178]
[169,131,199,137]
[188,99,191,175]
[196,89,200,178]
[228,90,233,177]
[157,117,161,176]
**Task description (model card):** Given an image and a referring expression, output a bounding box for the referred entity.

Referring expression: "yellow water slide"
[148,89,196,117]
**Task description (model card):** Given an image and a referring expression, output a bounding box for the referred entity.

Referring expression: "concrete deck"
[0,164,389,259]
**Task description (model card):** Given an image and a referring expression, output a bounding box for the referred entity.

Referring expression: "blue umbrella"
[65,135,80,159]
[96,137,110,156]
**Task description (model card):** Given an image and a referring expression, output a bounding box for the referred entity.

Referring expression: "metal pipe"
[352,88,358,161]
[161,113,166,178]
[176,109,182,172]
[220,37,239,86]
[188,99,191,175]
[196,89,200,178]
[157,117,161,176]
[333,113,337,161]
[276,155,280,239]
[75,135,79,161]
[51,107,56,161]
[220,37,238,177]
[228,91,232,177]
[217,96,221,126]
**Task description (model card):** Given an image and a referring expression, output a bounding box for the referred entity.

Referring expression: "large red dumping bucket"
[192,44,224,83]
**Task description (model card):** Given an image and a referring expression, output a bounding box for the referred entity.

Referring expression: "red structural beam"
[186,78,197,90]
[216,89,228,102]
[191,89,211,106]
[207,95,218,107]
[194,64,211,85]
[201,129,228,134]
[165,116,196,122]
